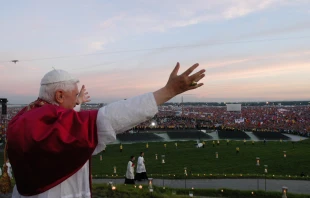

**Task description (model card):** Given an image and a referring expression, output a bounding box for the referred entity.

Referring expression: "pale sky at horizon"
[0,0,310,104]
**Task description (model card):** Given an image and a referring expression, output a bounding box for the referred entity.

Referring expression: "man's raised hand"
[153,62,205,105]
[77,85,91,105]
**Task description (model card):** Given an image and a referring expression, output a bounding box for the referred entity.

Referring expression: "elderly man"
[7,62,205,198]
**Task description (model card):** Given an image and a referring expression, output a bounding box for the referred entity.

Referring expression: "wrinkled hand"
[165,62,205,96]
[77,85,91,104]
[153,62,205,105]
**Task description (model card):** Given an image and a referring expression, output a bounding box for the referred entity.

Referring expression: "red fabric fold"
[7,99,98,196]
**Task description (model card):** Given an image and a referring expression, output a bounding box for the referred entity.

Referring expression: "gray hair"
[38,80,79,105]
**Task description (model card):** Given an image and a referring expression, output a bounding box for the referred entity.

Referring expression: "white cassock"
[12,92,158,198]
[136,156,146,173]
[6,162,12,178]
[125,161,134,179]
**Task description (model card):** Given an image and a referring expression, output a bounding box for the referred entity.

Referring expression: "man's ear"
[55,90,64,104]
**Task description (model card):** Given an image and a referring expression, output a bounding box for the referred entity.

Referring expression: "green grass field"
[91,139,310,179]
[1,139,310,196]
[1,139,309,180]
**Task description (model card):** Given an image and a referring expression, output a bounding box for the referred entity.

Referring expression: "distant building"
[226,104,241,112]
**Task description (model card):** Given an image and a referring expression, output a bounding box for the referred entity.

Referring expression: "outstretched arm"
[98,62,205,133]
[93,62,205,154]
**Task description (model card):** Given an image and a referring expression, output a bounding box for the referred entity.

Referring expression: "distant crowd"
[132,105,310,137]
[1,104,309,137]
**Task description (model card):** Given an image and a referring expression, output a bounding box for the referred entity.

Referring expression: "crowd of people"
[1,104,310,138]
[0,107,24,146]
[133,105,310,136]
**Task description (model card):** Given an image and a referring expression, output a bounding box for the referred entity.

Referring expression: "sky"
[0,0,310,104]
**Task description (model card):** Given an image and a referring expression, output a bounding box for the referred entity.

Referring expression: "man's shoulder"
[23,104,65,116]
[13,104,71,124]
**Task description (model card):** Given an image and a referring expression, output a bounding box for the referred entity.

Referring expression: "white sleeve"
[73,104,81,112]
[93,92,158,155]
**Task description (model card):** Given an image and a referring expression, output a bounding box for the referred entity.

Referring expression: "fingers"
[189,83,204,90]
[77,84,92,104]
[170,62,180,77]
[84,94,91,102]
[195,74,205,82]
[190,73,205,84]
[189,69,205,81]
[80,85,85,93]
[182,63,199,76]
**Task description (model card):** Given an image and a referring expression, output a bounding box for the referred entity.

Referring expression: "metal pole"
[256,158,260,191]
[265,174,266,191]
[162,163,165,188]
[257,176,259,190]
